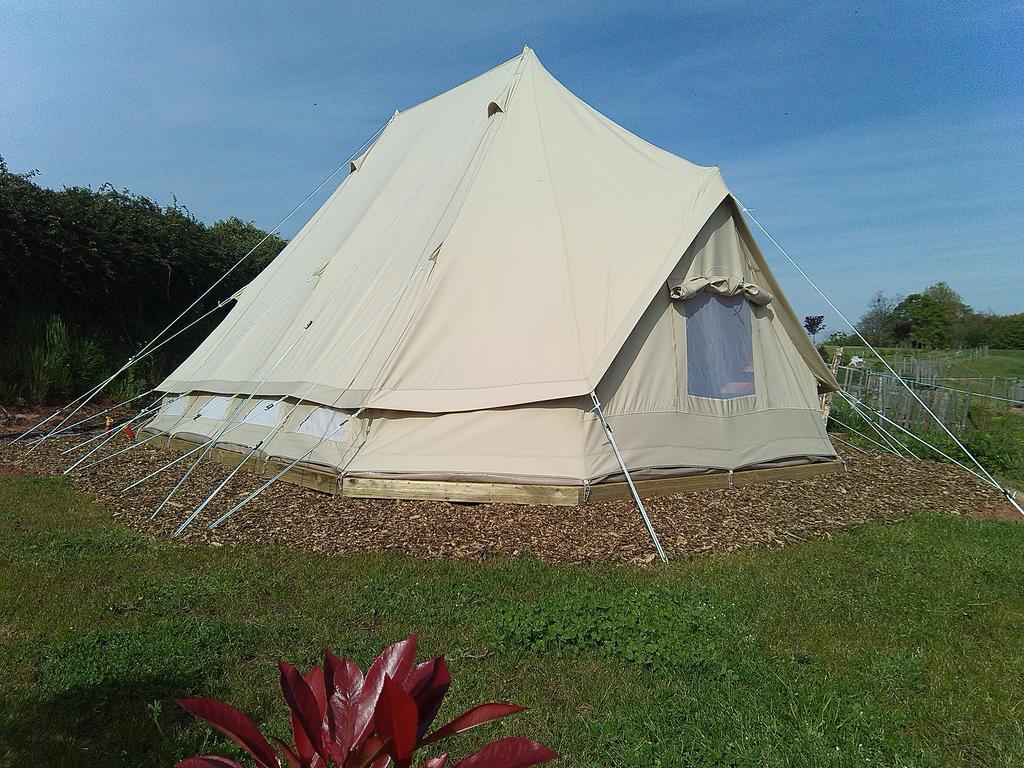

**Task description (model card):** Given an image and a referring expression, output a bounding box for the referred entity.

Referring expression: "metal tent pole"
[207,417,358,530]
[590,392,667,563]
[837,391,914,458]
[172,440,264,537]
[120,422,246,493]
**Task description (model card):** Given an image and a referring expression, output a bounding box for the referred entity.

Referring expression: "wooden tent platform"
[162,435,845,506]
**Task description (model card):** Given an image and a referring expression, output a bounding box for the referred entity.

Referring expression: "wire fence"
[836,346,1023,437]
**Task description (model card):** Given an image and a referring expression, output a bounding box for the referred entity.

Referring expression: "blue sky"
[2,1,1021,327]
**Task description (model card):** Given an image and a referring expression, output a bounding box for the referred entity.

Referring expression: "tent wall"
[145,200,834,488]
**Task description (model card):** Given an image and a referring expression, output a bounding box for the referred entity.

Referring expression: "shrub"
[23,315,105,403]
[176,634,558,768]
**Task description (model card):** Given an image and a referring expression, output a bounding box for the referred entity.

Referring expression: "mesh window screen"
[242,399,282,427]
[197,395,232,419]
[685,293,755,399]
[162,395,187,417]
[297,407,350,441]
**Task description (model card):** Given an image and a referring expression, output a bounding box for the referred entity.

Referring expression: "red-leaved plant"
[176,634,558,768]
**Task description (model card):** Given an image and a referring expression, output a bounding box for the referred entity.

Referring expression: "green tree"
[0,156,288,402]
[856,291,900,345]
[893,293,954,348]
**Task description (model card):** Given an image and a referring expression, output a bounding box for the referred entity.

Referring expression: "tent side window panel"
[684,293,755,399]
[243,398,282,427]
[197,395,233,419]
[162,395,188,417]
[297,407,350,441]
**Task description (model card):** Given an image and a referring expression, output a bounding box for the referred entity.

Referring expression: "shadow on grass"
[2,671,202,768]
[1,617,278,768]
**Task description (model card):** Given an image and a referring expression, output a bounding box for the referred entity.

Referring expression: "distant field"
[832,347,1024,379]
[2,475,1024,767]
[942,349,1024,379]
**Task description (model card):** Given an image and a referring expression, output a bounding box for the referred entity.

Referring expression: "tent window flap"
[297,407,350,441]
[162,395,187,417]
[685,293,755,399]
[243,398,282,427]
[197,395,232,420]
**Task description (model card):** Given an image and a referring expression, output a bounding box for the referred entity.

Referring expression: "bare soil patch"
[1,427,1015,563]
[967,498,1023,522]
[0,462,30,478]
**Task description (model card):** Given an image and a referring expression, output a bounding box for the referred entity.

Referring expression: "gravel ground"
[0,423,1015,564]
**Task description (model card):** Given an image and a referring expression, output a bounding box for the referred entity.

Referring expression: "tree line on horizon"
[0,156,287,404]
[824,282,1023,351]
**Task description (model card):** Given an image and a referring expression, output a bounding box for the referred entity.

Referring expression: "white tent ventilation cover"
[297,407,350,441]
[162,395,187,417]
[197,396,232,420]
[243,398,282,427]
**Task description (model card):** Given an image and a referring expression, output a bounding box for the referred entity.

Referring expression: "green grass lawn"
[2,476,1024,767]
[941,350,1024,380]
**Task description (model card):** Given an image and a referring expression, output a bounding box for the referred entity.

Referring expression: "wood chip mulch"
[0,425,1016,564]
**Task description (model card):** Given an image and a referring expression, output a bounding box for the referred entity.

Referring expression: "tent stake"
[590,392,667,563]
[121,423,245,493]
[173,440,264,537]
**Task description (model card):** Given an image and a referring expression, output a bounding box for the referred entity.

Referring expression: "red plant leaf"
[176,697,280,768]
[421,703,526,747]
[405,657,451,741]
[454,737,559,768]
[289,708,316,765]
[405,658,439,700]
[176,757,246,768]
[305,664,328,719]
[375,675,419,768]
[286,663,326,766]
[279,661,328,764]
[424,756,449,768]
[270,737,304,768]
[352,635,418,746]
[370,634,419,687]
[346,734,391,768]
[324,650,364,755]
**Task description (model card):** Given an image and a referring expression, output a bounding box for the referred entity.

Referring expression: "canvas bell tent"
[141,46,843,506]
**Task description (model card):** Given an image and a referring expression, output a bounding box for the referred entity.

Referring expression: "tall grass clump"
[0,312,106,404]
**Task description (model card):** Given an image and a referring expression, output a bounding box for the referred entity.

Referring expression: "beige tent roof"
[160,48,835,413]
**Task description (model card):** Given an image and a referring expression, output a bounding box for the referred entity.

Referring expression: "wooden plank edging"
[153,433,845,507]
